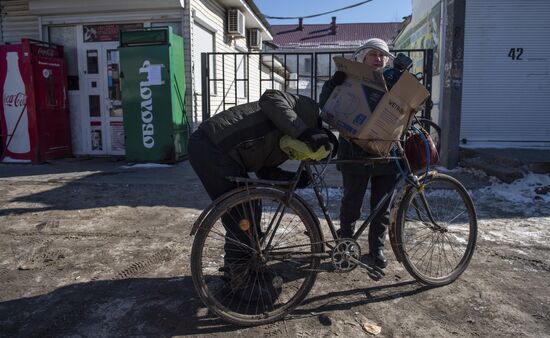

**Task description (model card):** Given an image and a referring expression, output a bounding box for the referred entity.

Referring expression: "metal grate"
[199,49,433,122]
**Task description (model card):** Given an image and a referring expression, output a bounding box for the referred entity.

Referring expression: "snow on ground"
[479,172,550,204]
[120,163,173,169]
[297,168,550,249]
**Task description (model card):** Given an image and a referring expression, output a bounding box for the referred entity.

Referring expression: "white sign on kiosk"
[321,56,430,156]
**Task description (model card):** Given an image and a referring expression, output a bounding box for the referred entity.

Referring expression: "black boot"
[336,222,355,239]
[367,249,388,269]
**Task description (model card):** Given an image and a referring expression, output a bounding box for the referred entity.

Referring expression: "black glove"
[322,127,339,158]
[329,71,346,86]
[298,128,331,152]
[296,170,312,189]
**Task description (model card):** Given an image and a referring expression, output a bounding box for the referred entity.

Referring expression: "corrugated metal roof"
[269,22,403,49]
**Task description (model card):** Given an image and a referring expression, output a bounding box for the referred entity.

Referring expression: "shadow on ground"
[0,160,211,215]
[0,276,431,336]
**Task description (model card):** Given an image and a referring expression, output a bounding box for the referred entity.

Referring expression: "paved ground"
[0,158,549,337]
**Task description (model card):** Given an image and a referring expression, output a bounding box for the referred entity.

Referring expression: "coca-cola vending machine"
[0,39,71,163]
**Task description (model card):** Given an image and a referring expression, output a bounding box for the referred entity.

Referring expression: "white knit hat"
[353,38,394,62]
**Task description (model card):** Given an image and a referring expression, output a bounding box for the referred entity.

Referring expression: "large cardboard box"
[321,56,430,156]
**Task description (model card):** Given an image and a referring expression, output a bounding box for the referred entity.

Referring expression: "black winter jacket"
[199,90,320,172]
[319,81,397,176]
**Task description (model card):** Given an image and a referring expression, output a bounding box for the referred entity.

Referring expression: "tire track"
[113,246,178,280]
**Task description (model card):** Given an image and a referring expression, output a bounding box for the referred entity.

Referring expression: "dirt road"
[0,159,548,337]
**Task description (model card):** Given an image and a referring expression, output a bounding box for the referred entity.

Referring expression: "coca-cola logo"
[37,48,55,58]
[3,93,27,107]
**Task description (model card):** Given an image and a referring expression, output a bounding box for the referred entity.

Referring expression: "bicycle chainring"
[331,239,361,272]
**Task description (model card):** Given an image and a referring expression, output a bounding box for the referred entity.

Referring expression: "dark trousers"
[188,129,259,263]
[339,171,397,252]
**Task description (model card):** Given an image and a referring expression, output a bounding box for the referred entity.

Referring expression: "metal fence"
[200,49,433,122]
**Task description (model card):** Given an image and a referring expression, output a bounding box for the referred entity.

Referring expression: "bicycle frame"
[303,158,436,261]
[190,138,439,262]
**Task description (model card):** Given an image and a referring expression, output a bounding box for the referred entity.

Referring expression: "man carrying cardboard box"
[319,38,397,270]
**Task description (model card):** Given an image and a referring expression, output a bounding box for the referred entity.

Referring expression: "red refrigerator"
[0,39,71,163]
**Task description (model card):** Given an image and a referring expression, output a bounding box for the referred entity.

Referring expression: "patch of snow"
[120,163,173,169]
[1,156,31,163]
[479,218,550,246]
[479,173,550,204]
[296,186,342,204]
[433,165,461,173]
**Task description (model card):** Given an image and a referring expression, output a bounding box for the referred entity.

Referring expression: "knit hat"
[353,38,394,62]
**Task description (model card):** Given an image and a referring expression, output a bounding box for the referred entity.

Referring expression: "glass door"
[105,48,124,155]
[81,42,124,155]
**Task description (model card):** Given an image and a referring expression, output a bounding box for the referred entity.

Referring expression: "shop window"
[48,26,79,90]
[86,50,99,74]
[107,50,123,117]
[88,95,100,117]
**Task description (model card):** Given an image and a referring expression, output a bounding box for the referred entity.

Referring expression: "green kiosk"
[119,27,189,162]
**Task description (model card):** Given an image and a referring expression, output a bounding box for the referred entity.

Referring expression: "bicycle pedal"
[348,256,385,280]
[367,270,384,281]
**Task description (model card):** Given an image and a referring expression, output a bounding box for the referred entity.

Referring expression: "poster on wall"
[90,122,102,151]
[83,23,143,42]
[393,2,441,75]
[110,121,125,151]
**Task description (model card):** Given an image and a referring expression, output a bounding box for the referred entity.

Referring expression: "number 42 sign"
[508,48,523,60]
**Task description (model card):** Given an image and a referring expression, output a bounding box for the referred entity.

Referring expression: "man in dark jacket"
[188,89,332,294]
[319,38,397,270]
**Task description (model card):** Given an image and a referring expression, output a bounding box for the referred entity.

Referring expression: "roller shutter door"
[461,0,550,147]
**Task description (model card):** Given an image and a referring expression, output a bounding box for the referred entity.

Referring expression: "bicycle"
[189,130,477,326]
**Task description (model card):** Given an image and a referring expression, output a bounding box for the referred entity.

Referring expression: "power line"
[263,0,374,20]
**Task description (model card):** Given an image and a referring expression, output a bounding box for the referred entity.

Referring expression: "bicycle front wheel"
[191,187,323,326]
[395,173,477,286]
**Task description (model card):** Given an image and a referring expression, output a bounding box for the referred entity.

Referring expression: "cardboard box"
[321,56,430,156]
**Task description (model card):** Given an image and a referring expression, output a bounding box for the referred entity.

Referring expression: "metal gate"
[200,49,433,122]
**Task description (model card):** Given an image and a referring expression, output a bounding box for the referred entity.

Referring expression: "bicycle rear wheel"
[191,187,323,326]
[395,173,477,286]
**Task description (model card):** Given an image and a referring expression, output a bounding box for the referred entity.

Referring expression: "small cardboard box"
[321,56,430,156]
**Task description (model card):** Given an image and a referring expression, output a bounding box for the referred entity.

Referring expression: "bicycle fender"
[389,188,407,263]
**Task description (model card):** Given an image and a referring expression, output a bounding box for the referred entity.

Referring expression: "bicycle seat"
[279,135,331,161]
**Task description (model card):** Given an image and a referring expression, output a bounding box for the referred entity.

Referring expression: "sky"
[253,0,412,25]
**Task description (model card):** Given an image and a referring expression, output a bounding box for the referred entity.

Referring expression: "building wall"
[393,0,443,126]
[393,0,466,165]
[0,0,39,43]
[188,0,268,125]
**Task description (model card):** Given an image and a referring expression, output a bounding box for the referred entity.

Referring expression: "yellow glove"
[280,135,331,161]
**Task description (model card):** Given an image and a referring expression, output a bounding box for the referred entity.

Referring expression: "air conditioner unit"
[227,9,245,37]
[247,28,262,49]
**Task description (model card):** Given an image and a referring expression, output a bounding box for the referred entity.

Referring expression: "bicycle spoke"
[191,188,322,325]
[397,174,477,285]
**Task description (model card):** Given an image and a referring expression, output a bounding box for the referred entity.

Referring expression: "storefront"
[2,0,273,158]
[30,1,188,155]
